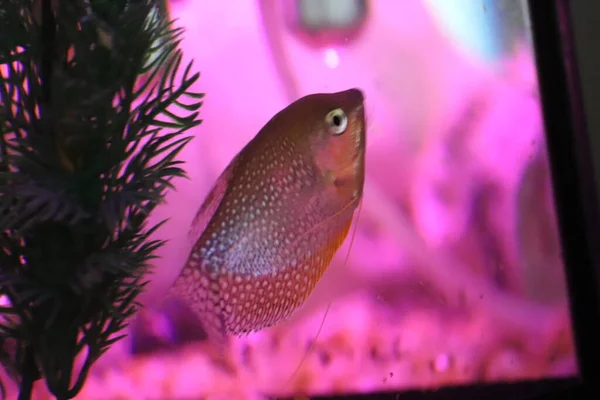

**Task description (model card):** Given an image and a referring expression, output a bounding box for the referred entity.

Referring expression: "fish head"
[305,88,366,202]
[250,87,366,205]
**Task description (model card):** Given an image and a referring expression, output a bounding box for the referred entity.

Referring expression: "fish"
[169,88,366,344]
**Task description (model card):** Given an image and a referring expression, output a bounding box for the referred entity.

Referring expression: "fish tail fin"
[168,274,230,354]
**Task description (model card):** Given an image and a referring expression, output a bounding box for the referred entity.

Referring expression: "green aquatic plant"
[0,1,203,398]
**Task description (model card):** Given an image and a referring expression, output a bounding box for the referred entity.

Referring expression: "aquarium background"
[2,0,577,398]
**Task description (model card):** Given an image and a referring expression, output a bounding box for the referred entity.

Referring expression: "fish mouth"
[345,88,365,105]
[337,88,365,117]
[352,104,366,153]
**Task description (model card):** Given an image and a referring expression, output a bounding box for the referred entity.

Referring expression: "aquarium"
[0,0,583,399]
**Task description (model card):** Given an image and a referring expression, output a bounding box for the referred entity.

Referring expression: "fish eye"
[325,108,348,136]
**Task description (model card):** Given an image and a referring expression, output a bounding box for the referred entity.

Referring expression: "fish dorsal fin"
[188,155,241,245]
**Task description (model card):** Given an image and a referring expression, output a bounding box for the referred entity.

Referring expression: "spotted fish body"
[171,88,366,341]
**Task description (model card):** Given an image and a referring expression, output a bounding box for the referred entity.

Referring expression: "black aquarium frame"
[275,1,600,399]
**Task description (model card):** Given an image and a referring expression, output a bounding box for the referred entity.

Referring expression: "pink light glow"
[324,48,340,69]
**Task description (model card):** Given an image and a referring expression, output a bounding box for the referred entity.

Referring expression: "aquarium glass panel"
[36,0,577,398]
